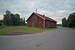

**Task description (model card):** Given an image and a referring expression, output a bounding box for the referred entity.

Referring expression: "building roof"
[27,12,56,22]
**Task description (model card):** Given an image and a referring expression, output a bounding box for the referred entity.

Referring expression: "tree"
[3,10,11,25]
[10,14,16,25]
[0,20,3,26]
[3,10,21,26]
[15,14,20,25]
[62,18,67,27]
[19,18,26,25]
[6,10,11,15]
[67,13,75,27]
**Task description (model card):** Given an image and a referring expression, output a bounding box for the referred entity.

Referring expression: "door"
[48,23,50,28]
[32,22,35,27]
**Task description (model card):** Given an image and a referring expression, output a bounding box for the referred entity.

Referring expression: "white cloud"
[58,10,66,13]
[0,15,3,20]
[0,0,75,24]
[36,9,67,24]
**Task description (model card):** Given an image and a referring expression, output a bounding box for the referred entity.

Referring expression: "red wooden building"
[26,12,56,28]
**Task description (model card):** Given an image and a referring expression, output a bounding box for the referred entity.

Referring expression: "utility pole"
[35,9,37,13]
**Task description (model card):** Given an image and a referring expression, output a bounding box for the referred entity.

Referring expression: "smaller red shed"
[26,12,56,28]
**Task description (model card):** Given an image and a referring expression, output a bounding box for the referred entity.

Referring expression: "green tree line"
[62,12,75,27]
[3,10,25,26]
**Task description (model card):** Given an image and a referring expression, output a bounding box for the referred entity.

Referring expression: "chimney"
[43,14,45,17]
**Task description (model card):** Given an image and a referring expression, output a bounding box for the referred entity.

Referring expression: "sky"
[0,0,75,24]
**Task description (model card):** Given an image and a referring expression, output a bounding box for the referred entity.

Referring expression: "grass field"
[0,26,56,34]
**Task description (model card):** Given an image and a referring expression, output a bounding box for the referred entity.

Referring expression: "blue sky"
[0,0,75,24]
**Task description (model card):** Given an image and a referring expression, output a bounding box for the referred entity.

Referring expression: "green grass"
[71,27,75,29]
[0,26,56,34]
